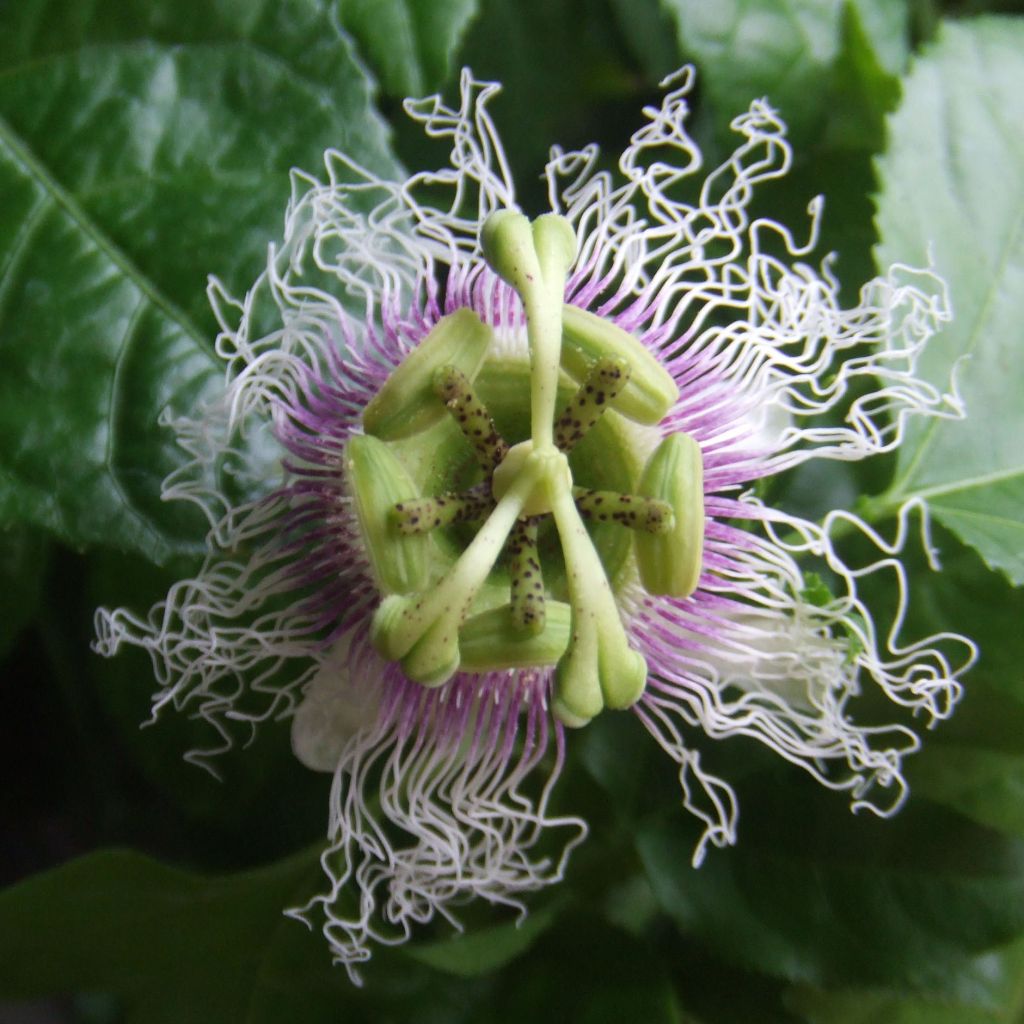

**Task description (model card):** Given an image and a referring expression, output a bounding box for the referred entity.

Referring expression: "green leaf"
[911,745,1024,839]
[824,1,902,151]
[402,902,560,976]
[607,0,681,80]
[0,527,48,657]
[0,0,399,563]
[661,0,908,142]
[874,18,1024,583]
[0,846,355,1024]
[637,783,1024,997]
[452,0,655,212]
[0,123,219,562]
[847,0,909,77]
[338,0,480,97]
[786,935,1024,1023]
[661,0,842,139]
[477,912,690,1024]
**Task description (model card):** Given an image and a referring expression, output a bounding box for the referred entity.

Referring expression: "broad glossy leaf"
[661,0,837,133]
[0,0,398,330]
[0,0,399,563]
[0,128,218,562]
[786,936,1024,1023]
[848,0,909,76]
[402,903,559,976]
[661,0,906,141]
[638,781,1024,997]
[824,1,901,151]
[0,527,48,657]
[874,18,1024,583]
[339,0,479,97]
[606,0,681,80]
[910,745,1024,839]
[453,0,656,211]
[0,847,348,1024]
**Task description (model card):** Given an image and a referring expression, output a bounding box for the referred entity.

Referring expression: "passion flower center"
[354,211,704,727]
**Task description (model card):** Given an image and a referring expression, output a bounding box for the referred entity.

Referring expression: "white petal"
[291,638,381,773]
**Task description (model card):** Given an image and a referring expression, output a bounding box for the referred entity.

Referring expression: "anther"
[508,517,545,634]
[434,364,509,473]
[572,487,674,533]
[554,357,631,452]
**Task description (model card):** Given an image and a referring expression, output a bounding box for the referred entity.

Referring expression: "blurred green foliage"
[2,0,1023,1021]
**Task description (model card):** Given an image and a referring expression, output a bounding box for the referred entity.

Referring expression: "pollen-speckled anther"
[434,364,509,473]
[554,356,631,452]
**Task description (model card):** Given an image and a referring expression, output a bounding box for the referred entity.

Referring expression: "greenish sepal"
[634,432,705,597]
[481,210,540,293]
[560,305,679,424]
[347,436,430,594]
[399,618,461,687]
[459,601,571,671]
[531,214,577,282]
[362,309,492,440]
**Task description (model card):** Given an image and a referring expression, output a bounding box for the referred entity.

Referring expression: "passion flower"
[94,67,974,982]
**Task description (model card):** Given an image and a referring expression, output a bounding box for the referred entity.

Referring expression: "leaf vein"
[887,176,1024,501]
[0,114,211,356]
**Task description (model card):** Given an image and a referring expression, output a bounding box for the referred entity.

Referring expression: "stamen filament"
[572,487,674,533]
[434,364,509,473]
[508,517,545,634]
[392,484,494,535]
[372,458,544,669]
[554,357,631,452]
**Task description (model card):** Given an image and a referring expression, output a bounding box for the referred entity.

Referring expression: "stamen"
[634,432,705,598]
[560,305,679,425]
[554,357,631,452]
[572,487,674,533]
[434,364,509,473]
[508,518,545,634]
[371,458,543,686]
[392,484,494,535]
